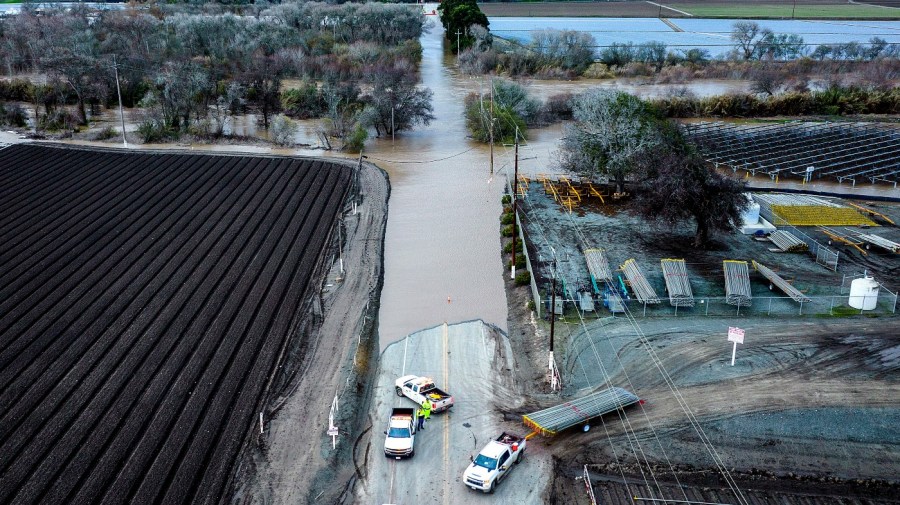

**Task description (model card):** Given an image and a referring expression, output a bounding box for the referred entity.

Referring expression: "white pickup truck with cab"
[395,375,454,413]
[462,432,526,493]
[383,407,417,459]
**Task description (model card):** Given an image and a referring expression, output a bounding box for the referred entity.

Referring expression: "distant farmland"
[480,0,900,19]
[0,145,351,505]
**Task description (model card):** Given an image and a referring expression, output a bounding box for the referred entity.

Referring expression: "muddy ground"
[230,161,389,505]
[503,185,900,503]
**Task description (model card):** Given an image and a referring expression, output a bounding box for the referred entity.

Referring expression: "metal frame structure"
[620,258,661,305]
[683,121,900,187]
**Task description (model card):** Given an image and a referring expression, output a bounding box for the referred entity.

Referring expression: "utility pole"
[549,274,556,352]
[113,55,127,147]
[489,78,494,175]
[456,29,462,58]
[510,126,519,280]
[391,105,395,143]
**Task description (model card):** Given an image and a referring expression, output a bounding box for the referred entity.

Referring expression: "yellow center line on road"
[442,322,450,505]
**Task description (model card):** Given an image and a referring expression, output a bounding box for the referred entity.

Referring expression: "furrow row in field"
[0,145,351,505]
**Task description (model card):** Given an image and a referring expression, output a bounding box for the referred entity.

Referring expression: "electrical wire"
[517,178,750,504]
[363,146,477,164]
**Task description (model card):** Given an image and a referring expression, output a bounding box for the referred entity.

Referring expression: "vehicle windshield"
[473,454,498,471]
[388,427,410,438]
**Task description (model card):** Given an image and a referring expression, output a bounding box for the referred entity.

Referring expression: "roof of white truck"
[402,375,434,386]
[479,440,510,459]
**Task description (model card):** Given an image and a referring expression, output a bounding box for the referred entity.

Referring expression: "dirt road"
[355,321,552,505]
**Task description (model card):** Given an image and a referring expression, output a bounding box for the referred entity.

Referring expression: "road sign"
[727,326,745,344]
[327,426,339,437]
[727,327,745,366]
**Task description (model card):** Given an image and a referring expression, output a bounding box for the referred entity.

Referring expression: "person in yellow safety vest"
[417,407,426,430]
[422,399,433,423]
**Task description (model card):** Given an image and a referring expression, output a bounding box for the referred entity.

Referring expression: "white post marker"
[727,326,745,366]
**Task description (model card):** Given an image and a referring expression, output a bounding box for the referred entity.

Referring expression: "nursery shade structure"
[523,387,639,437]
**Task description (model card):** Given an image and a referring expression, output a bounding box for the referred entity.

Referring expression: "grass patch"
[816,305,866,317]
[678,5,900,19]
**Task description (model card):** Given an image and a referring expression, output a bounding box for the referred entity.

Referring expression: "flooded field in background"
[488,17,900,57]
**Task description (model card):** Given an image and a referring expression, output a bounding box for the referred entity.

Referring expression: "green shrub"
[281,82,325,119]
[507,255,525,268]
[344,123,368,153]
[501,195,512,205]
[0,79,33,101]
[0,102,27,127]
[137,120,175,143]
[92,126,118,141]
[526,300,536,311]
[501,224,514,237]
[500,213,515,225]
[514,271,531,286]
[503,242,513,254]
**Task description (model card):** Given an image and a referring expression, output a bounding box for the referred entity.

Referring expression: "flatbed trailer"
[523,387,639,436]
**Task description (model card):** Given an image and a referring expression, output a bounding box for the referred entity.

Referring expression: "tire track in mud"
[0,145,352,505]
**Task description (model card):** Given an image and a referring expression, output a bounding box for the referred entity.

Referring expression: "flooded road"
[7,6,754,350]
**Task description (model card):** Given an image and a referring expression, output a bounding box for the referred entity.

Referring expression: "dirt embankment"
[229,161,389,505]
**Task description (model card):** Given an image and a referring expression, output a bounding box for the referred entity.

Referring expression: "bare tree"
[731,21,772,61]
[749,63,787,96]
[557,89,661,193]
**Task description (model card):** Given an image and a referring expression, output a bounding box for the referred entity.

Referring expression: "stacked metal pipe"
[584,248,613,283]
[723,260,752,307]
[856,233,900,253]
[660,259,694,307]
[620,259,660,304]
[769,230,809,252]
[751,260,811,303]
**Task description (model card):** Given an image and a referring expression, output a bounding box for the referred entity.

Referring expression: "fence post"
[830,296,835,315]
[768,297,772,316]
[799,300,803,316]
[706,299,709,316]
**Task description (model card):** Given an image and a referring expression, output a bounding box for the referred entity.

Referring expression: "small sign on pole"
[727,326,745,366]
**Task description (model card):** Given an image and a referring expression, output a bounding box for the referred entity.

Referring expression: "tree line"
[451,13,899,80]
[0,1,434,150]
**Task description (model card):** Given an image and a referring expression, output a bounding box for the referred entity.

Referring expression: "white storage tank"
[848,276,879,311]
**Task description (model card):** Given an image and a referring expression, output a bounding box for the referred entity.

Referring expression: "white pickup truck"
[462,432,526,493]
[383,407,417,459]
[394,375,454,413]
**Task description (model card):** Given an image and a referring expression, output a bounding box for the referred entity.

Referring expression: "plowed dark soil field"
[0,144,352,505]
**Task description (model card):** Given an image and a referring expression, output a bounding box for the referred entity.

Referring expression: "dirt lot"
[503,183,900,503]
[0,144,356,505]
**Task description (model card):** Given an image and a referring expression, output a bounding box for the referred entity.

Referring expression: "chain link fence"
[534,290,897,319]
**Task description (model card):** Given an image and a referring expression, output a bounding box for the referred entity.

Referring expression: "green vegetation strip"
[680,5,900,19]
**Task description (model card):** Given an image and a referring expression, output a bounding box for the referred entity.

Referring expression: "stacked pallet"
[660,259,694,307]
[752,260,811,303]
[769,230,808,252]
[723,260,752,307]
[584,248,613,283]
[620,259,660,304]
